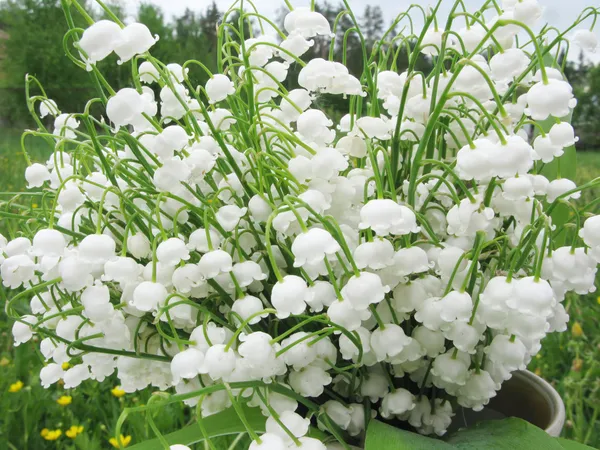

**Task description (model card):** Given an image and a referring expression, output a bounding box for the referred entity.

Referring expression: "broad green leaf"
[556,437,598,450]
[445,418,564,450]
[364,419,455,450]
[128,405,266,450]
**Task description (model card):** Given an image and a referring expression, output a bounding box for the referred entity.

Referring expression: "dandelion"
[109,434,132,448]
[571,322,584,338]
[8,380,23,393]
[56,395,72,406]
[65,425,84,439]
[111,386,126,398]
[41,429,62,441]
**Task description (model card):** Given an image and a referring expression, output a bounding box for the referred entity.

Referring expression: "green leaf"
[128,405,266,450]
[365,418,578,450]
[555,437,598,450]
[445,417,564,450]
[364,419,455,450]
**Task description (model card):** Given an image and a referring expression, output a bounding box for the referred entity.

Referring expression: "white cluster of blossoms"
[3,0,600,448]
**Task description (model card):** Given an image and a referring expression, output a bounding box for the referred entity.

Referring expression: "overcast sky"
[120,0,600,62]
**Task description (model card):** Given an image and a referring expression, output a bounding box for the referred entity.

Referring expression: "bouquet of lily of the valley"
[3,0,600,448]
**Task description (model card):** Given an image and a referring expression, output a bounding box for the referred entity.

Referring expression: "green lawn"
[0,128,599,448]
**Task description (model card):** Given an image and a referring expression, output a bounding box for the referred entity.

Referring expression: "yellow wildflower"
[32,203,38,208]
[571,322,584,338]
[572,358,583,372]
[109,434,132,448]
[0,357,10,366]
[8,381,24,393]
[61,362,71,370]
[56,395,72,406]
[42,429,62,441]
[111,386,126,398]
[65,425,84,439]
[597,296,600,305]
[534,367,542,376]
[40,428,49,438]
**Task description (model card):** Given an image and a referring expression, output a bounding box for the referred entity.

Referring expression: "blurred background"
[0,0,598,448]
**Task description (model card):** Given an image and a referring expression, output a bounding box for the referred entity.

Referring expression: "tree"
[0,0,95,125]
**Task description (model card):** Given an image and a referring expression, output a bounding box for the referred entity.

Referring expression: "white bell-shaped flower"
[2,255,36,288]
[31,229,66,258]
[113,23,158,64]
[354,239,394,270]
[188,228,221,253]
[431,349,471,386]
[525,79,577,120]
[171,347,205,384]
[304,281,336,313]
[532,135,563,163]
[78,20,122,66]
[266,410,310,443]
[341,271,389,311]
[53,114,79,139]
[279,34,314,63]
[327,299,370,332]
[284,7,331,39]
[106,88,145,127]
[513,0,543,26]
[198,250,233,279]
[78,234,116,264]
[131,281,168,312]
[156,238,190,266]
[205,74,235,104]
[127,232,152,259]
[370,324,412,361]
[490,48,529,82]
[204,344,237,380]
[232,295,267,324]
[249,433,287,450]
[139,61,159,83]
[289,365,332,397]
[359,199,420,236]
[579,216,600,248]
[81,283,114,322]
[381,388,416,418]
[63,364,91,389]
[546,178,579,203]
[438,291,473,322]
[413,326,446,357]
[291,228,340,268]
[548,122,578,148]
[457,370,498,411]
[12,315,36,346]
[25,163,51,188]
[393,246,432,276]
[40,363,65,388]
[271,275,307,319]
[248,195,272,223]
[485,334,528,372]
[216,205,247,232]
[573,29,599,53]
[443,321,482,354]
[297,109,335,145]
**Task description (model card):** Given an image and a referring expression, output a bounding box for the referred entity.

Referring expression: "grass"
[0,129,599,448]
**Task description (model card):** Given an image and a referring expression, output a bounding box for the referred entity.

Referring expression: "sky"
[119,0,600,62]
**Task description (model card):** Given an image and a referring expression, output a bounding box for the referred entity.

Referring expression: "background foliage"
[0,0,599,448]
